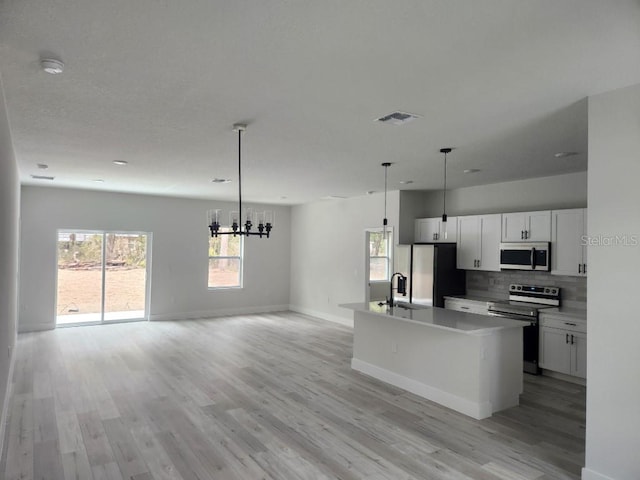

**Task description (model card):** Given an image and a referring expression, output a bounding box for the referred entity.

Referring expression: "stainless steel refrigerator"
[393,243,465,307]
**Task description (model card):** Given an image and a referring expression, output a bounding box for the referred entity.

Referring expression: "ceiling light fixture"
[93,179,105,183]
[113,160,128,166]
[30,174,54,180]
[399,180,413,185]
[440,148,452,223]
[463,168,480,174]
[37,163,49,169]
[208,124,273,238]
[40,58,64,74]
[211,178,231,184]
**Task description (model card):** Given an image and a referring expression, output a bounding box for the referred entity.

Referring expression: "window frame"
[368,229,393,283]
[208,229,244,289]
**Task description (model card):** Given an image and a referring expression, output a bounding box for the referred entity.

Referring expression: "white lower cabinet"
[539,313,586,378]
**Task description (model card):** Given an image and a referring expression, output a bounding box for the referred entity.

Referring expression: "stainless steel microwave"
[499,242,550,271]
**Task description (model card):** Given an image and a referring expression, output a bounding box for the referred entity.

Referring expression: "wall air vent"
[30,174,55,180]
[375,111,421,126]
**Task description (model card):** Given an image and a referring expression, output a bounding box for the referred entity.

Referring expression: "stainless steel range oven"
[488,284,560,374]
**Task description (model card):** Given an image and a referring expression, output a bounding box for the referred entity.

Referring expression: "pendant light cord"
[384,164,388,225]
[238,128,242,227]
[443,151,446,220]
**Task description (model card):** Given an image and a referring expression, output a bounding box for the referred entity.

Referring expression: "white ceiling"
[1,1,639,205]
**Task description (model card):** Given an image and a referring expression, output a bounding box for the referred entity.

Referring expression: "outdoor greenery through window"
[369,231,391,282]
[208,229,243,288]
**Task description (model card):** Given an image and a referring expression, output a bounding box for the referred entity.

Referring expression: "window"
[208,229,243,288]
[369,231,391,282]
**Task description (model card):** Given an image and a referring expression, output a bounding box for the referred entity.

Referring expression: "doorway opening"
[56,230,150,326]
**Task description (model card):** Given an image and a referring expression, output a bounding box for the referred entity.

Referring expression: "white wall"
[0,74,19,458]
[290,191,399,326]
[19,186,291,331]
[583,83,640,480]
[418,171,587,217]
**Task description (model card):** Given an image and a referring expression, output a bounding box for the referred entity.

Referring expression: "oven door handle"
[488,311,536,325]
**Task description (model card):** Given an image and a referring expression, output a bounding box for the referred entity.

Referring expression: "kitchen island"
[341,302,528,419]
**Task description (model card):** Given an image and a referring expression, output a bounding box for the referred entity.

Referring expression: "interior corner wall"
[583,83,640,480]
[19,186,291,331]
[0,74,19,459]
[399,190,431,244]
[419,171,588,218]
[289,191,400,326]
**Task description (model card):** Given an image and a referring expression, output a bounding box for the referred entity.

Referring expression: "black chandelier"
[208,124,273,238]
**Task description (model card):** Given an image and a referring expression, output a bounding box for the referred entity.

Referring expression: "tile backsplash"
[466,270,587,309]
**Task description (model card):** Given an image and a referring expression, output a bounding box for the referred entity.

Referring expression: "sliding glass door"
[56,230,149,326]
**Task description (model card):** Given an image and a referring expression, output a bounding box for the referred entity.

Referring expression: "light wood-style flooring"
[1,312,586,479]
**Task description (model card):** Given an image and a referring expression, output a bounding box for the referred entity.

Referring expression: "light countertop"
[540,307,587,321]
[340,302,530,336]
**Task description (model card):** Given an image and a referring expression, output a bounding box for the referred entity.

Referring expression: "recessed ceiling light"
[30,174,54,180]
[366,190,376,195]
[93,179,105,183]
[280,196,287,199]
[37,163,49,170]
[322,195,347,200]
[464,169,481,174]
[399,180,413,185]
[554,152,579,158]
[40,58,64,74]
[113,160,128,166]
[211,178,231,184]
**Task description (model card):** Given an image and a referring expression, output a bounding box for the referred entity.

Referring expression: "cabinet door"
[457,216,479,269]
[581,209,588,274]
[551,209,585,276]
[526,210,552,241]
[502,212,526,241]
[415,218,440,242]
[539,327,571,374]
[478,214,501,271]
[571,332,587,378]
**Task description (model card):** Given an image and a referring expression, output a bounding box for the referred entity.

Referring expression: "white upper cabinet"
[551,208,587,276]
[415,217,457,243]
[456,214,501,271]
[501,210,551,242]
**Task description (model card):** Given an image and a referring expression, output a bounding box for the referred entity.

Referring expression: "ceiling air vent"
[31,174,55,180]
[375,111,421,126]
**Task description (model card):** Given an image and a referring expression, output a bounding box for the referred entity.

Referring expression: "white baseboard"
[351,357,492,420]
[18,322,54,333]
[289,305,353,327]
[149,304,289,322]
[581,467,616,480]
[0,342,16,461]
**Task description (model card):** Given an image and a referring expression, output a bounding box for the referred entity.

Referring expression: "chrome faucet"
[387,272,407,306]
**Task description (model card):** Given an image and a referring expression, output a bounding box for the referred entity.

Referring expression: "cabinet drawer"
[444,299,489,316]
[540,315,586,333]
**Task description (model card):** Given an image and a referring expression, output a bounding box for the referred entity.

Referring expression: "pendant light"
[440,148,452,223]
[381,162,392,235]
[208,124,274,238]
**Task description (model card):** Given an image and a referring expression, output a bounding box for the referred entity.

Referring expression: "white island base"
[343,303,525,420]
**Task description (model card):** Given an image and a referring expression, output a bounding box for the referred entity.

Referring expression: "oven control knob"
[552,289,557,294]
[517,286,522,290]
[545,288,550,293]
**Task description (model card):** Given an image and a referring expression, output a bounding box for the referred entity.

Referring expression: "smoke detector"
[40,58,64,75]
[375,111,421,126]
